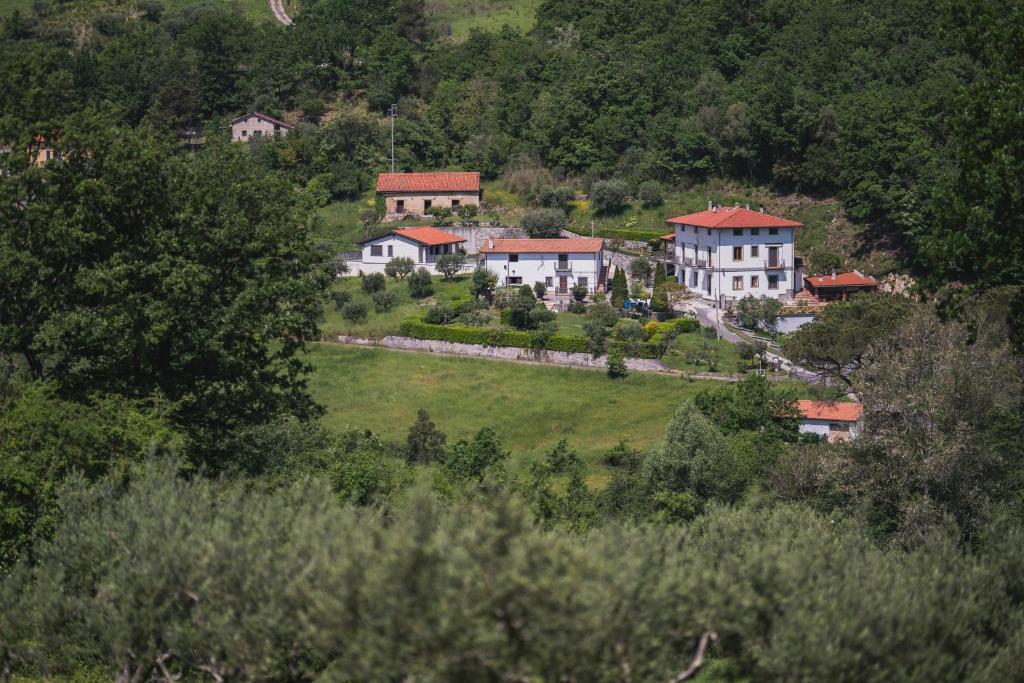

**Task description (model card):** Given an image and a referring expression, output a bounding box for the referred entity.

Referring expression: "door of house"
[559,276,568,294]
[768,246,780,268]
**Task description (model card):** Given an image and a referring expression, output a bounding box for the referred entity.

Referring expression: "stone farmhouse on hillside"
[230,112,293,142]
[376,172,481,221]
[796,400,864,443]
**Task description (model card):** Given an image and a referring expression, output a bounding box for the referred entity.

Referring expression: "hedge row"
[597,228,665,242]
[398,319,590,354]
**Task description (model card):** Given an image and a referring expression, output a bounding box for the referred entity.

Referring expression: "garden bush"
[408,268,433,298]
[521,208,567,238]
[591,179,629,215]
[361,272,386,293]
[342,301,368,324]
[399,319,588,353]
[638,180,664,208]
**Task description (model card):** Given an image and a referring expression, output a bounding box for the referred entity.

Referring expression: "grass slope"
[427,0,540,41]
[307,343,717,472]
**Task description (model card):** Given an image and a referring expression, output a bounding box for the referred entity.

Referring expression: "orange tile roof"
[376,172,480,193]
[805,271,878,288]
[659,233,675,241]
[391,227,466,246]
[797,400,864,422]
[666,206,802,229]
[480,238,604,254]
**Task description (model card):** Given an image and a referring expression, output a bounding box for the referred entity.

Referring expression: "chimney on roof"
[489,238,494,249]
[707,200,712,211]
[759,205,765,213]
[712,204,718,213]
[831,269,837,281]
[745,203,750,210]
[734,202,739,208]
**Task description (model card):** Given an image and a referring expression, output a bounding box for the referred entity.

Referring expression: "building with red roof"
[796,400,864,442]
[663,203,803,303]
[804,271,878,301]
[230,112,293,142]
[376,172,482,221]
[351,227,469,276]
[481,237,605,295]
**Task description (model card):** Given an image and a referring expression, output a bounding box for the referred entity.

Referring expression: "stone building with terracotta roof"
[796,400,864,442]
[230,112,293,142]
[376,172,481,221]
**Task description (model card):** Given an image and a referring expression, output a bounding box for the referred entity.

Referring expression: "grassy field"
[427,0,540,41]
[322,275,476,338]
[314,193,377,250]
[661,333,747,374]
[307,343,726,474]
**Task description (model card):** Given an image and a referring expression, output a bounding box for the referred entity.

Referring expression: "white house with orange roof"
[376,172,481,221]
[480,238,605,295]
[349,227,469,275]
[665,203,803,303]
[796,400,864,442]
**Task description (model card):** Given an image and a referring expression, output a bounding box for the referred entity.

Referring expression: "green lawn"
[314,193,377,250]
[323,275,477,338]
[307,343,721,471]
[428,0,541,41]
[661,332,748,374]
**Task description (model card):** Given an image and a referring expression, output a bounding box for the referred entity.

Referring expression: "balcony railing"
[554,261,572,272]
[764,259,787,269]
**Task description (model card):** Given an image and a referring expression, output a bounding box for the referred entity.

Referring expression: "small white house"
[666,204,803,304]
[480,238,605,295]
[350,227,468,275]
[230,112,293,142]
[796,400,864,443]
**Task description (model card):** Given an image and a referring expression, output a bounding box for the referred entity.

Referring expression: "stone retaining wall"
[336,335,673,372]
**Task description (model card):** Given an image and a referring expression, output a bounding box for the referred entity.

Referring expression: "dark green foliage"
[426,205,453,226]
[606,347,628,378]
[342,300,368,323]
[406,409,447,464]
[533,281,547,299]
[0,383,180,568]
[331,289,352,311]
[470,266,497,303]
[520,207,567,237]
[371,289,398,312]
[361,272,386,293]
[638,180,664,208]
[433,253,466,280]
[0,120,331,459]
[733,295,782,334]
[571,284,587,302]
[443,426,508,482]
[590,179,629,215]
[783,292,912,386]
[408,267,433,297]
[653,261,667,287]
[610,268,628,308]
[694,374,799,441]
[385,257,415,279]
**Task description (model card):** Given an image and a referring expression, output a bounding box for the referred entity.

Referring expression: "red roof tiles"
[659,233,675,241]
[797,400,864,422]
[666,206,802,229]
[376,172,480,193]
[805,271,878,288]
[391,227,466,246]
[480,238,604,254]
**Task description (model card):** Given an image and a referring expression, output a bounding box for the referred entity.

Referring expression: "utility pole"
[388,104,397,172]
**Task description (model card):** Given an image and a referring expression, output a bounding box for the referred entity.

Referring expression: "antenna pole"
[389,104,397,172]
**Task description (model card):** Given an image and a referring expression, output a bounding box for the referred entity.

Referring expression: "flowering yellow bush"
[643,320,659,340]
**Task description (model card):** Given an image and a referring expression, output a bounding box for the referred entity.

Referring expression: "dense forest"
[1,0,1023,680]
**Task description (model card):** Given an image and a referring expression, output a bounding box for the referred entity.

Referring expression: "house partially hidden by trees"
[803,271,879,302]
[796,400,863,443]
[376,172,481,221]
[480,238,605,295]
[229,112,293,142]
[665,204,803,304]
[349,227,468,275]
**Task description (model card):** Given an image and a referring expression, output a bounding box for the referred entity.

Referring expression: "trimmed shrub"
[331,290,352,311]
[638,180,664,208]
[675,317,700,333]
[342,301,368,324]
[591,179,629,215]
[361,272,386,293]
[534,281,547,299]
[607,347,628,378]
[399,319,588,353]
[385,257,415,279]
[372,290,398,313]
[408,268,433,298]
[521,208,567,238]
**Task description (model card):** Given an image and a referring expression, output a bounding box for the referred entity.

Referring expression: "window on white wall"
[751,275,759,288]
[370,245,383,256]
[768,274,779,289]
[508,254,518,262]
[732,246,742,261]
[769,228,779,235]
[545,277,553,287]
[732,276,743,291]
[751,228,760,236]
[508,276,522,285]
[750,245,759,257]
[387,245,393,257]
[733,228,743,236]
[578,277,588,288]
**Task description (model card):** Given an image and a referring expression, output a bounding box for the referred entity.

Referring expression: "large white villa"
[663,204,803,303]
[350,227,468,275]
[480,238,605,295]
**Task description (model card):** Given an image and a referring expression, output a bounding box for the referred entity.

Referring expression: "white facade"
[348,232,469,276]
[483,250,603,294]
[798,418,862,443]
[230,113,292,142]
[671,224,797,303]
